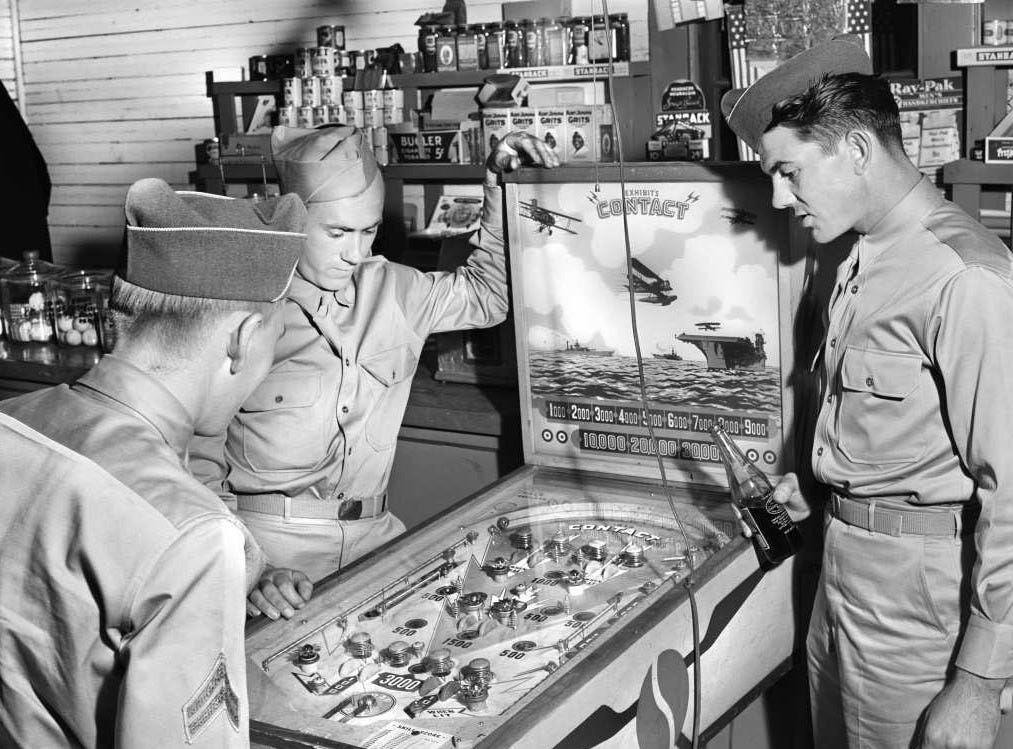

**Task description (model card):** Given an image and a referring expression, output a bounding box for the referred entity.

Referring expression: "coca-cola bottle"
[710,424,803,566]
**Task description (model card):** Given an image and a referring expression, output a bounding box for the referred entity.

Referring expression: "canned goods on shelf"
[983,19,1007,45]
[248,55,269,81]
[363,89,383,109]
[346,107,365,128]
[301,77,322,108]
[311,46,336,78]
[298,105,316,128]
[343,90,365,109]
[419,24,440,73]
[437,25,458,71]
[332,25,346,51]
[363,107,383,128]
[317,25,335,48]
[279,105,298,127]
[282,77,302,107]
[382,88,404,110]
[383,107,404,125]
[321,75,343,106]
[314,105,331,124]
[588,15,615,63]
[457,24,480,71]
[485,22,504,70]
[472,24,488,70]
[294,48,313,78]
[328,104,346,124]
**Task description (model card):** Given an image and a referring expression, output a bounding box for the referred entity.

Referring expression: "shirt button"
[347,447,353,456]
[345,358,351,366]
[829,338,836,348]
[865,376,874,387]
[337,492,344,499]
[817,447,824,456]
[274,395,283,403]
[826,394,833,403]
[342,405,349,414]
[850,285,858,294]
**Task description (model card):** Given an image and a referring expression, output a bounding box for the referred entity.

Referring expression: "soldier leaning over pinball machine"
[189,125,559,622]
[0,179,305,747]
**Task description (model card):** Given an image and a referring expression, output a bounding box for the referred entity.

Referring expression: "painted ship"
[652,347,683,361]
[676,322,766,370]
[555,339,615,357]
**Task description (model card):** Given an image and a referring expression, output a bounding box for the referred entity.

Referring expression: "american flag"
[725,1,873,160]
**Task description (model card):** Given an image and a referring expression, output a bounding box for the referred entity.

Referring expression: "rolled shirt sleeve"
[398,178,509,335]
[117,517,250,747]
[932,267,1013,678]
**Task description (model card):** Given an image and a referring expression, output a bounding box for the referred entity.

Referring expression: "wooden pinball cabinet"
[246,162,818,749]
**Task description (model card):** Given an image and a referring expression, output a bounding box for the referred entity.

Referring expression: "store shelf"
[942,158,1013,184]
[955,46,1013,67]
[206,60,649,97]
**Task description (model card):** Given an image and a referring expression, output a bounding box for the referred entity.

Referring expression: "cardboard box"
[535,108,566,160]
[509,108,537,137]
[481,109,512,160]
[564,106,594,162]
[985,137,1013,164]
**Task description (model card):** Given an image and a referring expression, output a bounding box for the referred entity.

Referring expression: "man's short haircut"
[766,72,903,154]
[109,276,278,364]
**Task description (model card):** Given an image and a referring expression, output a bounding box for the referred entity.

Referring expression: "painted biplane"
[520,199,582,236]
[625,258,678,306]
[695,321,721,331]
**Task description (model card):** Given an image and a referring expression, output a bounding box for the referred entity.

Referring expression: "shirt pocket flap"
[241,371,322,412]
[360,345,418,387]
[841,348,920,400]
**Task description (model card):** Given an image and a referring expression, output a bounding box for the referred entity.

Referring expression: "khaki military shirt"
[193,182,507,508]
[812,177,1013,679]
[0,356,249,747]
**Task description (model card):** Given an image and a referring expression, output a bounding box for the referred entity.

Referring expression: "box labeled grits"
[565,106,594,161]
[481,109,512,159]
[535,108,566,159]
[509,108,537,137]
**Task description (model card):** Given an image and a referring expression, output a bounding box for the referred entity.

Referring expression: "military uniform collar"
[74,354,195,462]
[287,272,357,316]
[861,176,944,268]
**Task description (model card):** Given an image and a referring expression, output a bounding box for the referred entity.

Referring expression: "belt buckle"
[338,499,363,521]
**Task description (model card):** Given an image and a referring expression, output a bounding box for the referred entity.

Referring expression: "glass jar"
[0,250,61,343]
[484,22,504,69]
[471,24,488,70]
[588,14,616,63]
[456,23,479,70]
[524,18,546,67]
[50,269,111,349]
[419,24,440,72]
[436,25,458,72]
[504,20,525,68]
[570,17,590,65]
[610,13,630,61]
[543,17,568,66]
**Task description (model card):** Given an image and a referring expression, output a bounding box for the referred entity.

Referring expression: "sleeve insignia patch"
[182,651,240,743]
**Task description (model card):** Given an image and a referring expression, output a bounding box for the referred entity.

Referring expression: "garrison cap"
[721,35,873,152]
[123,178,305,302]
[271,125,381,204]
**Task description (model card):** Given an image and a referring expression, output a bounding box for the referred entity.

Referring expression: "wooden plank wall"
[13,0,647,266]
[1,1,16,106]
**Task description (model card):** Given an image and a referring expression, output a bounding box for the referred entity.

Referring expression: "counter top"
[0,342,519,437]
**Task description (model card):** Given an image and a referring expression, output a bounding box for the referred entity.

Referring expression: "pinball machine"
[246,163,812,749]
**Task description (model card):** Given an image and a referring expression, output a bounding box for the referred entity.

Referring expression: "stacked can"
[283,72,343,128]
[317,24,346,50]
[382,87,404,126]
[343,90,365,128]
[983,19,1009,45]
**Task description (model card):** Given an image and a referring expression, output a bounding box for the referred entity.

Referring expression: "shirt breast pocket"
[838,347,926,465]
[238,371,328,473]
[360,345,418,451]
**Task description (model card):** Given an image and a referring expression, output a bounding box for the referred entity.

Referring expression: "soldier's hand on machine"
[731,471,811,539]
[247,566,314,620]
[486,131,561,175]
